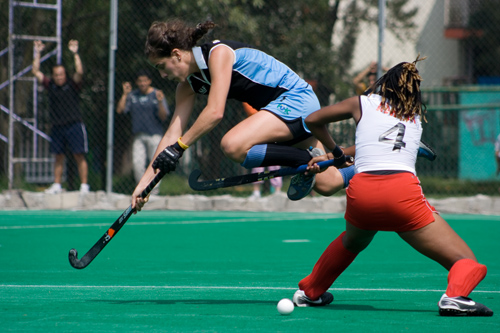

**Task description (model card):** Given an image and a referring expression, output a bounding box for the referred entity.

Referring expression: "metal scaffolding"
[1,0,62,190]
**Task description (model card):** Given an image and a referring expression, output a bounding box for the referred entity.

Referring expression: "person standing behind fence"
[32,39,89,194]
[116,69,170,194]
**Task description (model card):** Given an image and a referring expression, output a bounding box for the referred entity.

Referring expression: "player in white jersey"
[291,56,493,317]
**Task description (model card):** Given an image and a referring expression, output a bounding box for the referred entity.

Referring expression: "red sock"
[446,258,487,297]
[298,231,358,300]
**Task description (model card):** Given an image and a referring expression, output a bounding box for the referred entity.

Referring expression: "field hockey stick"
[189,156,353,191]
[68,170,166,269]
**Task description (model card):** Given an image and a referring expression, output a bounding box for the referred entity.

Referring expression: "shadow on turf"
[91,299,278,305]
[91,299,435,312]
[326,303,435,313]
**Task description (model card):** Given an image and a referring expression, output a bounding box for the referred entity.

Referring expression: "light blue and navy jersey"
[188,40,311,111]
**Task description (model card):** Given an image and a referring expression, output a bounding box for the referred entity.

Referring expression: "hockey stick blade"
[417,140,437,161]
[68,171,165,269]
[189,157,352,191]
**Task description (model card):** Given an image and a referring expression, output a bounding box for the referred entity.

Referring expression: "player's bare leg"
[343,221,378,253]
[398,213,492,316]
[220,110,293,163]
[221,111,354,199]
[398,213,476,269]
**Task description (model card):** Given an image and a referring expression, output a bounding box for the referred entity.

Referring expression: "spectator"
[32,40,89,194]
[352,61,388,95]
[248,166,282,199]
[116,69,170,194]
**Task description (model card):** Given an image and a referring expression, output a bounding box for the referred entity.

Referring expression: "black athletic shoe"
[417,140,437,161]
[287,148,323,201]
[293,290,334,307]
[438,293,493,316]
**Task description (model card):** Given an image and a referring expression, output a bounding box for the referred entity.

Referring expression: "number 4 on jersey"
[379,123,437,161]
[379,123,406,151]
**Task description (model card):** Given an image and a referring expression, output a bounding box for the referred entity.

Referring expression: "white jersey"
[355,94,422,174]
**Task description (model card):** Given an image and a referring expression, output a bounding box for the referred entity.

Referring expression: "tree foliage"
[0,0,418,182]
[1,0,419,111]
[113,0,418,101]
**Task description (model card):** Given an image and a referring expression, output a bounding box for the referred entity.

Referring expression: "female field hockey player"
[131,19,355,209]
[291,56,493,317]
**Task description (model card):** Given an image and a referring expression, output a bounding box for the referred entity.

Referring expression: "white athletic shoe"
[45,183,62,194]
[248,190,261,200]
[438,293,493,316]
[79,183,90,194]
[293,289,334,307]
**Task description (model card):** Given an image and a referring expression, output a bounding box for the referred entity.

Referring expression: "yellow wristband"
[177,137,189,150]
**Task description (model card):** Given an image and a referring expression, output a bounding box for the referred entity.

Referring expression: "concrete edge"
[1,190,499,215]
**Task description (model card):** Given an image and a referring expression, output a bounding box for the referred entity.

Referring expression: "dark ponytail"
[145,19,216,59]
[192,21,216,45]
[372,55,427,122]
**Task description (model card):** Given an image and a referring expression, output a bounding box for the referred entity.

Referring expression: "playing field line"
[0,285,498,293]
[0,214,342,230]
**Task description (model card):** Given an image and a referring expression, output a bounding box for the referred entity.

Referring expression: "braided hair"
[145,19,216,59]
[371,55,427,122]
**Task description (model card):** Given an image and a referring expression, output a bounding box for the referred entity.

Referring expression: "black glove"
[330,145,346,168]
[332,155,346,168]
[152,142,184,174]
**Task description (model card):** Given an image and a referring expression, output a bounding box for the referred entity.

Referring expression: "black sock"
[261,144,311,167]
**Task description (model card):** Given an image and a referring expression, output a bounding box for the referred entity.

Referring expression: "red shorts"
[345,172,437,232]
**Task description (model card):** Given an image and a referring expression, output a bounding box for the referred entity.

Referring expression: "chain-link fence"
[1,0,500,197]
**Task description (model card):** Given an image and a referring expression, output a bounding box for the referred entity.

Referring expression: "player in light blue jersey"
[131,19,355,210]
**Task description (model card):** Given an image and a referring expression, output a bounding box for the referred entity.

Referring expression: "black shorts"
[50,122,88,154]
[271,114,312,146]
